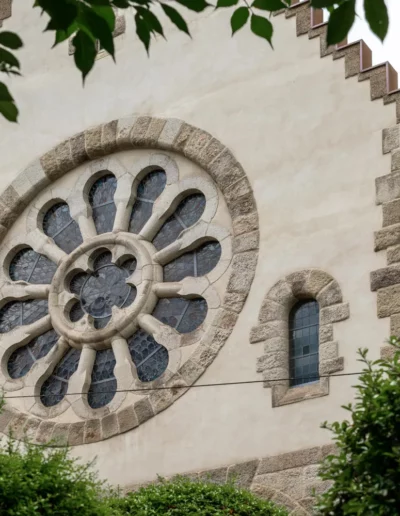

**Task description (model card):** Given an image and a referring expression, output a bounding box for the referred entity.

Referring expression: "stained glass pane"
[129,170,166,234]
[152,297,207,334]
[127,329,168,382]
[40,348,81,407]
[289,300,320,387]
[88,348,117,408]
[163,241,221,282]
[8,329,59,379]
[69,272,89,295]
[43,203,83,254]
[9,248,57,284]
[0,300,48,334]
[69,302,84,322]
[93,250,112,269]
[89,174,118,234]
[152,194,206,251]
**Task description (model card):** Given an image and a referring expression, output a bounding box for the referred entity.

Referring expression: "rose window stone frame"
[0,117,259,444]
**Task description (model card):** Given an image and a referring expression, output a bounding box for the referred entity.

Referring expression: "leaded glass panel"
[163,241,221,282]
[40,348,81,406]
[9,248,57,284]
[69,302,84,322]
[87,348,117,408]
[152,297,207,334]
[43,203,83,254]
[0,300,48,334]
[89,175,117,234]
[127,329,168,382]
[152,194,206,251]
[289,300,320,387]
[129,170,166,234]
[7,329,59,379]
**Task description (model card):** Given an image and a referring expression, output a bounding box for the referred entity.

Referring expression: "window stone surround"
[0,116,259,445]
[251,269,349,407]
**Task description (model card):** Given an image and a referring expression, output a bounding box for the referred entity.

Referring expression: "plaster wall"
[0,2,394,487]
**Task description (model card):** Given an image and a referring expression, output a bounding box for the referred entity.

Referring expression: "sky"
[346,0,400,73]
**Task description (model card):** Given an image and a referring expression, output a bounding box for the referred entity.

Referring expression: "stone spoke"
[1,282,49,302]
[26,229,67,265]
[113,174,135,232]
[137,313,180,351]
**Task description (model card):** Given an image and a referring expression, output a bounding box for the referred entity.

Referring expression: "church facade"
[0,1,399,513]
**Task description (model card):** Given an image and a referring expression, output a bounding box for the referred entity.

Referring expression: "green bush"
[109,476,288,515]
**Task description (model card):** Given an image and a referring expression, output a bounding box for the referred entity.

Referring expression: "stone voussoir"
[320,303,350,325]
[370,264,400,291]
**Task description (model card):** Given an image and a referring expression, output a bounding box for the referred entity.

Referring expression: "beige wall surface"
[0,2,395,487]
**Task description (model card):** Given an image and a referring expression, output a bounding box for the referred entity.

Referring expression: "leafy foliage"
[316,338,400,515]
[108,476,289,515]
[0,0,393,122]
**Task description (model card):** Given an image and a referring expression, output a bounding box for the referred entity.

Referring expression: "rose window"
[0,152,232,423]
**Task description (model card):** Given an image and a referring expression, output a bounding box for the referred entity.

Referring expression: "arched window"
[289,299,319,387]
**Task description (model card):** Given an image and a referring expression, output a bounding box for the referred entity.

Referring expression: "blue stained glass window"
[89,174,117,234]
[127,329,168,382]
[9,248,57,284]
[152,297,207,334]
[40,348,81,407]
[163,241,221,282]
[0,300,49,334]
[88,348,117,408]
[129,170,166,234]
[289,300,320,387]
[43,203,83,254]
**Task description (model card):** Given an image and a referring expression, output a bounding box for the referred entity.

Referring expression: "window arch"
[289,299,319,387]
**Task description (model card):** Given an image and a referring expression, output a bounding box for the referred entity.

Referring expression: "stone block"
[370,265,400,291]
[178,359,204,385]
[51,423,70,445]
[40,149,59,179]
[11,173,35,205]
[319,341,338,362]
[144,118,166,147]
[392,148,400,171]
[263,336,287,354]
[212,308,238,330]
[157,118,183,149]
[317,280,343,308]
[134,398,154,424]
[70,132,88,165]
[256,351,287,372]
[130,116,152,146]
[24,159,51,191]
[54,140,74,174]
[207,150,245,192]
[377,284,400,317]
[1,184,24,211]
[6,413,29,440]
[250,320,287,344]
[36,421,56,444]
[233,230,259,253]
[319,324,333,344]
[286,270,311,298]
[258,446,322,475]
[102,120,118,154]
[150,388,175,415]
[232,212,259,236]
[198,467,227,484]
[305,269,333,297]
[85,126,104,159]
[117,405,138,434]
[390,313,400,335]
[227,251,258,294]
[320,303,349,325]
[197,138,225,169]
[173,123,194,153]
[320,443,337,458]
[266,279,293,308]
[250,483,276,501]
[374,224,400,251]
[84,419,101,444]
[0,200,18,229]
[255,467,305,500]
[319,356,344,375]
[101,413,119,440]
[183,128,212,161]
[227,460,258,488]
[359,64,388,100]
[375,172,400,205]
[380,345,397,360]
[225,178,253,204]
[223,292,247,313]
[190,346,218,369]
[116,116,137,149]
[229,191,257,219]
[0,408,16,434]
[387,244,400,264]
[382,126,400,154]
[259,299,287,324]
[68,422,85,446]
[382,198,400,227]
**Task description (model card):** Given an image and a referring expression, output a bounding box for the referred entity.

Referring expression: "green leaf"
[250,13,273,47]
[0,100,18,122]
[53,23,78,46]
[136,7,165,37]
[310,0,337,7]
[327,0,356,45]
[364,0,388,42]
[231,6,249,35]
[0,47,20,69]
[135,12,151,53]
[252,0,287,11]
[78,8,115,57]
[91,4,116,32]
[216,0,239,8]
[0,31,23,50]
[174,0,210,13]
[161,3,190,36]
[0,81,13,102]
[72,30,97,82]
[36,0,78,31]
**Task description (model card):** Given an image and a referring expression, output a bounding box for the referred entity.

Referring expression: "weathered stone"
[390,313,400,335]
[259,299,287,324]
[51,423,70,445]
[266,279,293,309]
[212,308,238,330]
[84,419,101,444]
[250,320,287,344]
[232,212,259,236]
[382,198,400,227]
[387,244,400,264]
[1,185,24,212]
[382,125,400,154]
[250,483,276,501]
[116,116,137,149]
[68,422,85,446]
[207,150,245,192]
[130,116,152,146]
[36,421,56,444]
[223,292,247,313]
[0,0,12,20]
[143,118,166,147]
[320,443,338,458]
[0,408,16,434]
[183,128,212,161]
[40,149,59,179]
[304,269,333,297]
[157,118,183,149]
[24,418,40,440]
[210,327,232,351]
[173,123,194,152]
[263,366,288,387]
[271,490,299,512]
[370,265,400,291]
[229,191,257,218]
[70,132,88,165]
[178,359,204,384]
[134,398,154,424]
[256,351,287,372]
[375,171,400,205]
[227,251,258,293]
[286,270,311,298]
[190,346,218,369]
[102,120,118,154]
[359,64,388,101]
[255,467,305,500]
[319,341,338,362]
[258,446,322,475]
[151,388,175,415]
[380,345,397,360]
[263,336,287,354]
[319,324,333,344]
[85,126,104,159]
[24,159,51,191]
[54,140,74,175]
[377,284,400,317]
[319,356,344,375]
[317,280,342,307]
[375,224,400,251]
[197,138,225,169]
[392,147,400,172]
[320,303,349,325]
[198,467,228,484]
[227,460,258,488]
[117,406,138,434]
[233,230,259,253]
[6,413,29,439]
[225,178,253,204]
[11,173,35,205]
[101,413,119,440]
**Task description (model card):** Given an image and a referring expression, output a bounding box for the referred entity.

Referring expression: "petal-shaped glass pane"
[7,329,59,379]
[163,241,221,282]
[127,329,168,382]
[89,174,117,234]
[69,302,84,322]
[40,348,81,407]
[129,170,166,234]
[0,300,48,334]
[9,248,57,284]
[43,203,83,254]
[152,194,206,251]
[69,272,89,296]
[152,297,207,334]
[88,348,117,409]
